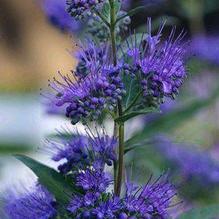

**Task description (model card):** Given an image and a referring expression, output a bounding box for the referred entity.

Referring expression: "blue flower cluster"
[4,130,177,219]
[50,43,125,124]
[67,174,176,218]
[49,132,118,173]
[122,19,187,106]
[66,0,105,19]
[5,185,57,219]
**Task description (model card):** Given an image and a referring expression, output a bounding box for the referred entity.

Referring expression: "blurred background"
[1,0,219,216]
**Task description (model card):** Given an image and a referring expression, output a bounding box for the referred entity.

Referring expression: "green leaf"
[15,155,82,207]
[177,205,219,219]
[123,74,142,109]
[115,108,160,123]
[125,88,219,148]
[114,0,121,15]
[0,143,30,154]
[101,2,111,22]
[116,6,145,23]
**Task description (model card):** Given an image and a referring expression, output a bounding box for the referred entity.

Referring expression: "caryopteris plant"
[3,0,196,218]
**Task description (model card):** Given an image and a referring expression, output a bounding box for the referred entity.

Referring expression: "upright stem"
[116,122,124,196]
[109,0,117,66]
[108,0,125,197]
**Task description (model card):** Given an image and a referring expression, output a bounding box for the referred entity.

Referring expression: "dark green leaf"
[125,88,219,148]
[115,108,160,123]
[15,155,82,207]
[177,205,219,219]
[0,143,30,154]
[123,74,142,109]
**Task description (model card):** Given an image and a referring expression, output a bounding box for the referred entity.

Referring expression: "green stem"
[116,122,124,196]
[109,0,117,66]
[108,0,125,196]
[113,121,118,192]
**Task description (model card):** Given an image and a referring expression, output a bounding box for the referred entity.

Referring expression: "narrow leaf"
[116,6,145,23]
[15,155,82,206]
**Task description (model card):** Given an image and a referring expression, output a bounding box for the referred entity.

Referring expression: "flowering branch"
[2,0,191,218]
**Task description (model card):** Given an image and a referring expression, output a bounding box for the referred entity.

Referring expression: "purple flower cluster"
[50,62,125,125]
[4,132,177,219]
[41,0,82,33]
[123,19,187,105]
[66,0,105,19]
[47,131,176,218]
[4,185,57,219]
[67,174,176,218]
[122,174,176,218]
[154,135,219,185]
[48,131,118,173]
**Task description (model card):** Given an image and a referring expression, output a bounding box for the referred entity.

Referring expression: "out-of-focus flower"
[4,185,57,219]
[154,135,219,185]
[191,35,219,65]
[40,0,82,33]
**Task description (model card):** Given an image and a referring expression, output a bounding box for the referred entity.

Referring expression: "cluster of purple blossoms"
[66,0,105,19]
[47,130,176,218]
[67,174,176,218]
[50,60,125,124]
[48,132,118,173]
[154,135,219,185]
[123,19,187,106]
[4,185,57,219]
[40,0,82,33]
